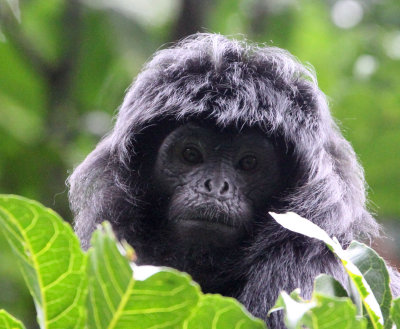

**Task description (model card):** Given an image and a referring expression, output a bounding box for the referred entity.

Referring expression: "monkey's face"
[152,123,281,246]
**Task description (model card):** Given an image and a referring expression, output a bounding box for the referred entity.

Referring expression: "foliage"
[0,195,399,329]
[0,195,265,329]
[269,212,400,329]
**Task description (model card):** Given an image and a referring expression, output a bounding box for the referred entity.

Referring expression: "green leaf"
[184,294,266,329]
[270,212,384,329]
[270,290,366,329]
[87,222,200,328]
[0,310,26,329]
[346,241,392,329]
[0,195,87,329]
[314,274,348,298]
[303,293,367,329]
[390,298,400,327]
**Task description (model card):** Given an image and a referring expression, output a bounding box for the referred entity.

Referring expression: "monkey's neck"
[134,236,246,296]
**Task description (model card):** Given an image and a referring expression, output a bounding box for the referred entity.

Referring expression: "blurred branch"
[171,0,213,41]
[248,0,270,37]
[45,0,83,151]
[46,0,83,219]
[0,7,51,77]
[0,0,83,98]
[1,0,84,219]
[48,0,83,104]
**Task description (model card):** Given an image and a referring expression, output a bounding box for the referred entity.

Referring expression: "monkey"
[68,33,400,328]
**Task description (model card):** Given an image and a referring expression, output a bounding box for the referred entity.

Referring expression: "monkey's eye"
[182,146,203,164]
[238,155,257,171]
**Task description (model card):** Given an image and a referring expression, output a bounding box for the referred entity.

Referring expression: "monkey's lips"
[171,216,245,247]
[181,218,238,231]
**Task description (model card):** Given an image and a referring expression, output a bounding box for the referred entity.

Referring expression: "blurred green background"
[0,0,399,327]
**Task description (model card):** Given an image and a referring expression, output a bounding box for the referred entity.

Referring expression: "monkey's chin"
[171,219,245,247]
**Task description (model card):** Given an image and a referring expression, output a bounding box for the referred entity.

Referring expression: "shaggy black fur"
[68,33,400,328]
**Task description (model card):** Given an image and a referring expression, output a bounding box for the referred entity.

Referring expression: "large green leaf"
[0,195,87,329]
[270,212,384,329]
[0,310,25,329]
[346,241,392,328]
[89,223,265,329]
[87,223,200,328]
[391,298,400,327]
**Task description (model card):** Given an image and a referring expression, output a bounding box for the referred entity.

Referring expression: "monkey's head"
[151,122,282,247]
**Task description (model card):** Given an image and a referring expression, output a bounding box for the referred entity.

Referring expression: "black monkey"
[68,33,400,328]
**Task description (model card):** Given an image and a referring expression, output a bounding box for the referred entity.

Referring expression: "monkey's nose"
[204,179,230,197]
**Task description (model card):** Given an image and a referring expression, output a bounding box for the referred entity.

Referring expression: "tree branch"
[170,0,213,42]
[0,7,52,77]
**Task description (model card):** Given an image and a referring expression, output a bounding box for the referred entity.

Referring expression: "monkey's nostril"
[204,179,212,192]
[220,181,229,194]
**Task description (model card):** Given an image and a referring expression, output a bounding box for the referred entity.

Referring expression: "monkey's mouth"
[182,218,238,230]
[171,218,244,247]
[172,213,244,236]
[172,211,239,229]
[167,206,247,243]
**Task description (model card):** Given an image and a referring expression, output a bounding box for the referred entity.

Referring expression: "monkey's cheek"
[170,220,245,248]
